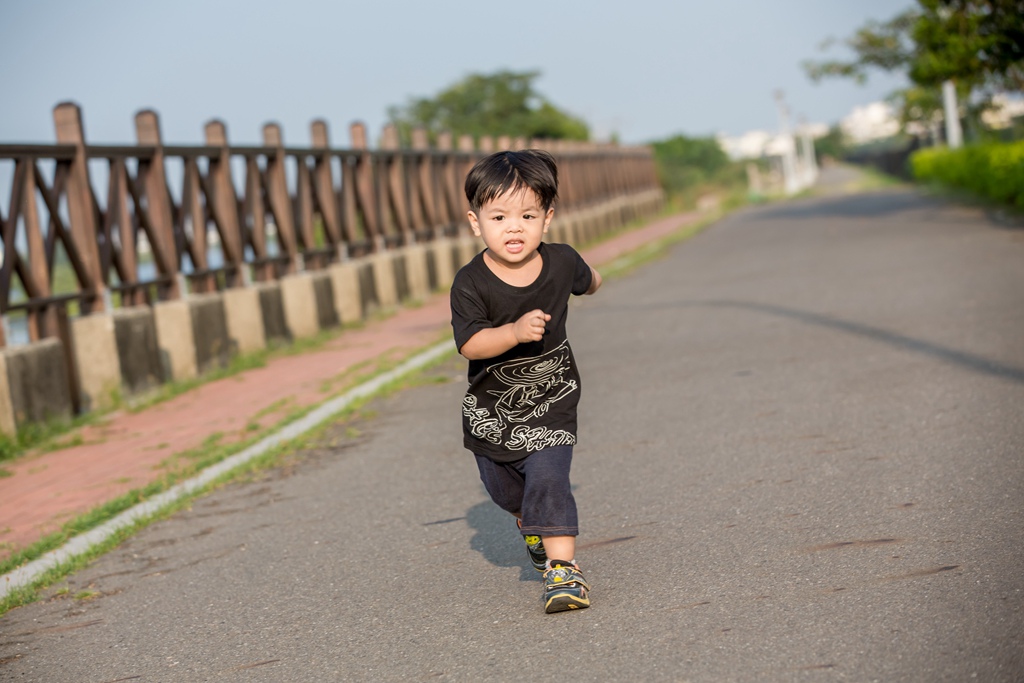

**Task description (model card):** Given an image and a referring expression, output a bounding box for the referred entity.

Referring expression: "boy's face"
[468,188,554,270]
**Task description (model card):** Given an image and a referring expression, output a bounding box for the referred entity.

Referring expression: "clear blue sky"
[0,0,912,147]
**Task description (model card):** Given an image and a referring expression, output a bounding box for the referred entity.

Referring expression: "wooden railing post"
[294,142,317,266]
[310,120,343,258]
[53,102,105,312]
[457,135,476,233]
[436,131,458,231]
[262,123,299,273]
[411,128,438,238]
[203,120,245,287]
[21,160,56,338]
[381,124,413,245]
[135,110,184,298]
[350,122,381,251]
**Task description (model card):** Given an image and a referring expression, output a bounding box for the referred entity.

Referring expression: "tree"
[910,0,1024,91]
[812,125,850,162]
[387,70,589,144]
[650,135,733,195]
[804,1,1024,126]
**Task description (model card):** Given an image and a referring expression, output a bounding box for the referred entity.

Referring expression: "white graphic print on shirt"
[462,340,578,451]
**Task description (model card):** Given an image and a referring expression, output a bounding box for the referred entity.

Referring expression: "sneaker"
[542,560,591,613]
[517,519,547,572]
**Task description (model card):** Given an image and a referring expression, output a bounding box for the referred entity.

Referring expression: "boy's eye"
[523,214,535,220]
[493,215,504,221]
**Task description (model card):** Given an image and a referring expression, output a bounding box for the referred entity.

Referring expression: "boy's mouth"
[505,239,524,254]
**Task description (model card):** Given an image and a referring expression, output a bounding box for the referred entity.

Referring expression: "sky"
[0,0,914,147]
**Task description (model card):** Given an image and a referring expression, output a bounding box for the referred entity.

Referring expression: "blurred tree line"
[649,135,747,206]
[389,70,744,205]
[388,70,589,145]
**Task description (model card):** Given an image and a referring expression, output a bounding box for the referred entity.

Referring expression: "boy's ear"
[467,210,482,236]
[543,207,554,233]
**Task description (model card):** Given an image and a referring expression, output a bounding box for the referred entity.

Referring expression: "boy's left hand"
[514,309,551,343]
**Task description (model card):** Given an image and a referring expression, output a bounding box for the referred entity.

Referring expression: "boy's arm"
[585,266,602,295]
[459,309,551,360]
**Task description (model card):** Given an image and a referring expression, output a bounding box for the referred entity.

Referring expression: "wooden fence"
[0,102,660,349]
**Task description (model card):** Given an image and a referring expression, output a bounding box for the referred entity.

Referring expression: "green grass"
[0,411,104,465]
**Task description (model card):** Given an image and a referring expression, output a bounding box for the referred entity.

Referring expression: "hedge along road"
[2,172,1022,682]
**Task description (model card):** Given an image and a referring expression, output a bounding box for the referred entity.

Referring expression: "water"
[4,242,248,347]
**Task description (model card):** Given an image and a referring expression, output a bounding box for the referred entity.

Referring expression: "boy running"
[450,149,602,613]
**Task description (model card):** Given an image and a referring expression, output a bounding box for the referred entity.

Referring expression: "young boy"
[450,149,602,613]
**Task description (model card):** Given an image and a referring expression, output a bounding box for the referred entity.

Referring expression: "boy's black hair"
[465,149,559,214]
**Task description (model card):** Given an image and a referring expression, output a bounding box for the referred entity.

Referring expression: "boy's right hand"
[513,309,551,343]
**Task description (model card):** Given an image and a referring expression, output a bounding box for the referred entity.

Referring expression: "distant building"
[981,93,1024,130]
[717,122,828,161]
[840,102,901,145]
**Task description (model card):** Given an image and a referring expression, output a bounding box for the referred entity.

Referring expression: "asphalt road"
[3,176,1023,682]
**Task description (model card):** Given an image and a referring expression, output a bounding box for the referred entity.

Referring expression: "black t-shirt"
[450,242,593,462]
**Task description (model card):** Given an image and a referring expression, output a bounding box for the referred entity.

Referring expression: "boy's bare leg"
[542,535,576,564]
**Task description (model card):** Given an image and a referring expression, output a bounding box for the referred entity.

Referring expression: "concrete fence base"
[223,287,266,355]
[328,261,363,324]
[0,188,665,436]
[0,339,72,432]
[189,294,232,373]
[280,273,320,341]
[370,252,400,312]
[70,312,121,413]
[154,300,198,382]
[113,307,164,396]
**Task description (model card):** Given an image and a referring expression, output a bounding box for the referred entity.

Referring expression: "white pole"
[774,91,799,194]
[797,116,818,186]
[942,80,963,149]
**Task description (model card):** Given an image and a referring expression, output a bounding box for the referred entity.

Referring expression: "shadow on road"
[596,299,1024,385]
[751,190,1024,231]
[748,191,928,220]
[465,497,541,582]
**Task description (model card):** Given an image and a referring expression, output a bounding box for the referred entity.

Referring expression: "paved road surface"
[2,179,1023,682]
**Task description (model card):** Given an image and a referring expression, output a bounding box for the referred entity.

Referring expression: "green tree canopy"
[804,1,1024,91]
[387,70,590,144]
[804,1,1023,137]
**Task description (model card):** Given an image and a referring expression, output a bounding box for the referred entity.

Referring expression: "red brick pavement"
[0,211,701,562]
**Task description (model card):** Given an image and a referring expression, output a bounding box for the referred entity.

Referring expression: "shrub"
[910,141,1024,208]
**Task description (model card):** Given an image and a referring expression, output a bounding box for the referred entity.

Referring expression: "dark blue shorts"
[474,445,578,537]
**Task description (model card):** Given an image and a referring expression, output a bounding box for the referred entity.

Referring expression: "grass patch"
[853,166,907,191]
[0,412,103,465]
